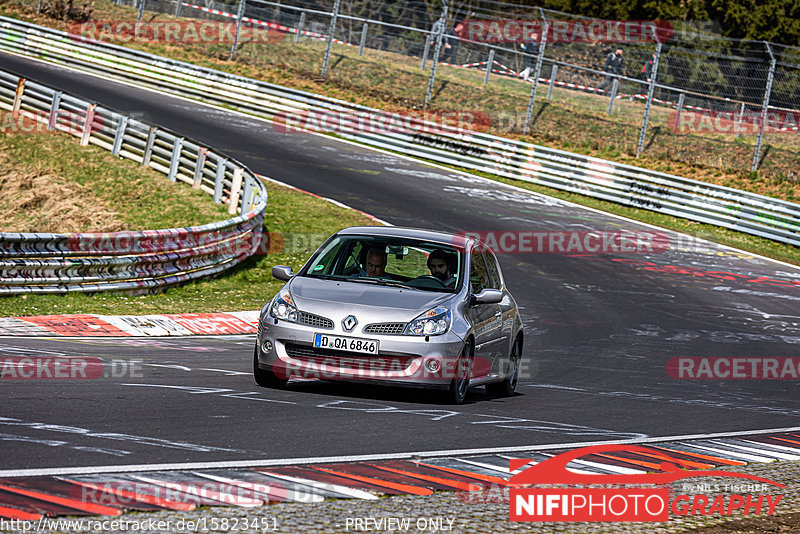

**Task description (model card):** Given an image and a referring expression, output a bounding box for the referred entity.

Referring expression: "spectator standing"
[641,53,655,82]
[519,31,540,81]
[599,48,623,91]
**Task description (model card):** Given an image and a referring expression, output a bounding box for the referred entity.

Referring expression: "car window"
[470,247,490,293]
[484,249,502,290]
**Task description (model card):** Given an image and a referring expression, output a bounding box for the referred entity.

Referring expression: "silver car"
[254,226,523,404]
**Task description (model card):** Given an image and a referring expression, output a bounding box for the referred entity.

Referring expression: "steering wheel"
[414,275,447,287]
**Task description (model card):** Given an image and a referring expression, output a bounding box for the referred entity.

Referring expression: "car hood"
[288,276,453,323]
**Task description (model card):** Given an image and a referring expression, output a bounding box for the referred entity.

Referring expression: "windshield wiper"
[346,277,410,289]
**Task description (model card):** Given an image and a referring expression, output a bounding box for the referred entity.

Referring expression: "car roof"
[337,226,471,247]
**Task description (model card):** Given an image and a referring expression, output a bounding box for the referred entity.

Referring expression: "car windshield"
[302,235,463,292]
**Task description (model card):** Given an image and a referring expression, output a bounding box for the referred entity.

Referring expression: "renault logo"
[342,315,358,332]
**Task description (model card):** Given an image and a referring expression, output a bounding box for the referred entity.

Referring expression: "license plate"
[314,333,379,354]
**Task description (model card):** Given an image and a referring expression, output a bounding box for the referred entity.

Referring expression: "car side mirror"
[471,288,503,305]
[272,265,295,282]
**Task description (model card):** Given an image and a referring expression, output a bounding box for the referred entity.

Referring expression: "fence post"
[47,91,62,130]
[637,41,662,157]
[228,167,244,214]
[321,0,341,77]
[606,78,618,115]
[142,126,156,167]
[547,64,557,99]
[735,102,745,138]
[193,147,208,189]
[111,116,128,156]
[420,32,432,70]
[137,0,146,25]
[229,0,247,61]
[174,0,182,18]
[168,137,184,182]
[483,49,494,85]
[295,12,305,44]
[358,22,368,56]
[12,78,25,119]
[752,42,775,172]
[80,104,96,146]
[673,92,685,131]
[424,3,447,109]
[214,158,228,203]
[523,12,548,135]
[36,0,43,15]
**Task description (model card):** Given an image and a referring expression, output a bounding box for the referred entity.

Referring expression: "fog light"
[261,339,273,353]
[425,359,441,373]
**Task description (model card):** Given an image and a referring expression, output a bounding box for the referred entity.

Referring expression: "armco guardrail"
[0,17,798,248]
[0,65,267,295]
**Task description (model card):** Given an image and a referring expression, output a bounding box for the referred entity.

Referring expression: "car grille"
[298,312,334,329]
[285,344,412,371]
[363,322,407,335]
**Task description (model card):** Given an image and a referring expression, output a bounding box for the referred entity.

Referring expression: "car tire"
[445,340,473,405]
[253,346,288,388]
[486,338,521,397]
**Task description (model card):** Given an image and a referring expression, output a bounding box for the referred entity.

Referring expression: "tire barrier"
[0,17,797,248]
[0,67,267,295]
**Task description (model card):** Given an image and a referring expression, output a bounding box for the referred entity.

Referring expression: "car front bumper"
[256,315,466,389]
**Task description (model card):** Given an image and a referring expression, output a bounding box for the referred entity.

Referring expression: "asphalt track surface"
[2,52,800,471]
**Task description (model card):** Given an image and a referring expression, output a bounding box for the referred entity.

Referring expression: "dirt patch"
[0,161,124,233]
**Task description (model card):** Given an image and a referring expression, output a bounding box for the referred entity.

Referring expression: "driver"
[427,249,457,288]
[366,247,388,277]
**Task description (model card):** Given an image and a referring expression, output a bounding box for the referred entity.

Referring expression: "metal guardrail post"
[36,0,43,15]
[229,0,247,61]
[174,0,182,18]
[47,91,61,130]
[111,116,128,156]
[242,176,253,212]
[673,92,685,131]
[168,137,184,182]
[193,147,208,189]
[523,13,548,135]
[80,103,96,146]
[321,0,341,78]
[12,77,24,119]
[547,64,557,100]
[214,158,228,203]
[294,12,305,44]
[637,41,662,157]
[358,23,368,56]
[228,167,244,214]
[424,3,447,109]
[483,49,494,86]
[735,102,745,138]
[142,126,156,167]
[752,42,775,172]
[606,78,618,115]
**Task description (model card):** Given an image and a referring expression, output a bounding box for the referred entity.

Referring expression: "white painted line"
[740,439,800,459]
[190,471,325,503]
[679,443,775,463]
[253,471,378,500]
[706,440,800,461]
[3,426,800,478]
[13,48,797,272]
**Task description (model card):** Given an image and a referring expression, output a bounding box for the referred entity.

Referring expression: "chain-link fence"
[36,0,800,179]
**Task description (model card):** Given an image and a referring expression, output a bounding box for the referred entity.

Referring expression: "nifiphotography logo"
[509,444,784,522]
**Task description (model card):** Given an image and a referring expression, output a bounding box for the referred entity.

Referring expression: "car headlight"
[404,306,451,336]
[269,287,298,322]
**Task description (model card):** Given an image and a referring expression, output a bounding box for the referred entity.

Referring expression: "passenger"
[427,249,457,288]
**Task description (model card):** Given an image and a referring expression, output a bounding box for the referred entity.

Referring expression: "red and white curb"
[0,311,259,337]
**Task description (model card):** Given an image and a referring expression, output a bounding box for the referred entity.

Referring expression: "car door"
[483,248,513,370]
[465,246,503,377]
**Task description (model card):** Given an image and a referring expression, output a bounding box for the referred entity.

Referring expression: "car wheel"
[253,346,288,388]
[486,338,521,397]
[445,340,473,405]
